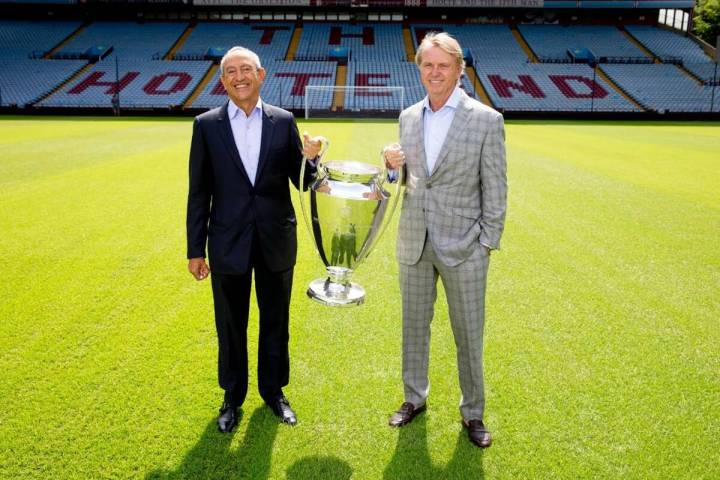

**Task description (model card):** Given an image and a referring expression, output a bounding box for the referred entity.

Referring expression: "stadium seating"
[626,25,713,64]
[519,25,646,61]
[343,61,478,111]
[412,24,529,63]
[602,64,719,112]
[56,21,187,60]
[476,61,639,112]
[0,20,81,57]
[38,59,211,108]
[626,25,717,84]
[0,21,89,106]
[295,23,406,62]
[177,22,294,62]
[0,58,87,106]
[684,62,719,84]
[191,60,337,110]
[0,18,717,115]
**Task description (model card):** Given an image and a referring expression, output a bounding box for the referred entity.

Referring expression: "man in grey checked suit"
[384,32,507,448]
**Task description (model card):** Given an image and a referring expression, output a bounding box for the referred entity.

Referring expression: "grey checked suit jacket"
[397,90,507,267]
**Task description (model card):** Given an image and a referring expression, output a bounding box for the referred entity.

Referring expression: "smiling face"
[419,45,462,111]
[220,52,266,113]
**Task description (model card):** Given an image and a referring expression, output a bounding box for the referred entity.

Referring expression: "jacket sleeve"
[478,112,508,250]
[186,117,212,259]
[288,117,316,191]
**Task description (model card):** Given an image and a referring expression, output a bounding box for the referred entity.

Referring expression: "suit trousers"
[210,232,293,406]
[400,235,490,421]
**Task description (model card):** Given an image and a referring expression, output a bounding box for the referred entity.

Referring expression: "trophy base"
[307,278,365,307]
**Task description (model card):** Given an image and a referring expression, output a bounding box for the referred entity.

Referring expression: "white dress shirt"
[228,98,263,185]
[423,86,462,174]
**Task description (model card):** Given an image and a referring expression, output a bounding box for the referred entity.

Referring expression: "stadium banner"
[424,0,543,6]
[81,0,187,3]
[0,0,76,3]
[193,0,309,5]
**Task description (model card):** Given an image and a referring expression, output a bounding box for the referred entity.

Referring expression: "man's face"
[220,53,266,106]
[419,45,462,103]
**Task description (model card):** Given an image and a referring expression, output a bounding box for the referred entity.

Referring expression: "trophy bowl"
[299,141,402,306]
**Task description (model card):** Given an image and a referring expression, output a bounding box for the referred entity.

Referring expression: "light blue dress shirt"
[228,98,263,185]
[423,86,462,174]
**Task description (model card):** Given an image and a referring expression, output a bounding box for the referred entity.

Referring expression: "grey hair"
[220,46,262,75]
[415,32,465,73]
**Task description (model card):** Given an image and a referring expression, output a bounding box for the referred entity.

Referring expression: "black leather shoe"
[269,396,297,425]
[217,401,238,433]
[388,402,426,427]
[462,419,492,448]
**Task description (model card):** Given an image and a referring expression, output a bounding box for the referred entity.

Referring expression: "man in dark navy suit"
[186,46,321,432]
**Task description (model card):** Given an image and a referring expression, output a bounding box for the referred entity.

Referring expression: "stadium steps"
[43,21,90,59]
[619,26,660,63]
[675,64,704,85]
[32,63,92,105]
[402,26,415,61]
[510,25,538,63]
[465,66,494,108]
[622,26,704,84]
[164,22,194,60]
[286,26,301,61]
[332,65,347,111]
[597,66,647,111]
[184,63,218,109]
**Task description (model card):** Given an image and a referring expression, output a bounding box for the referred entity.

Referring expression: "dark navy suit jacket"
[186,101,313,274]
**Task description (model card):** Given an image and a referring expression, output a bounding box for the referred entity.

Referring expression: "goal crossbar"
[304,85,405,119]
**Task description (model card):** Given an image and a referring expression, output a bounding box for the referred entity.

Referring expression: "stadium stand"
[190,60,337,111]
[0,14,716,116]
[0,58,87,107]
[176,22,294,62]
[0,20,81,57]
[602,64,719,112]
[38,59,211,108]
[519,25,647,62]
[626,25,718,83]
[626,25,712,64]
[343,61,478,111]
[295,23,406,62]
[0,20,88,107]
[55,21,187,60]
[476,61,639,112]
[685,62,720,84]
[412,24,529,63]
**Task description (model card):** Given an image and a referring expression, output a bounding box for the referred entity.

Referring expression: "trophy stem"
[307,266,365,306]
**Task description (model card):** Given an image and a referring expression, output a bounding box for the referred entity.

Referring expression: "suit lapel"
[429,91,470,177]
[217,101,251,185]
[412,103,429,178]
[255,103,275,184]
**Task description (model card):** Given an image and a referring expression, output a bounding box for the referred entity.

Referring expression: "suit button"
[426,183,432,189]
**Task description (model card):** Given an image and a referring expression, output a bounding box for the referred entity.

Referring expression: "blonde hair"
[220,46,262,75]
[415,32,465,73]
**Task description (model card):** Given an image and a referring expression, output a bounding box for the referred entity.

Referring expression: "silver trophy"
[299,140,402,306]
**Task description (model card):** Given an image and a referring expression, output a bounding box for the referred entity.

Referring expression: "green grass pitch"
[0,116,718,479]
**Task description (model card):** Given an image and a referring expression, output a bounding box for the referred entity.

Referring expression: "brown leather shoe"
[388,402,426,427]
[462,419,492,448]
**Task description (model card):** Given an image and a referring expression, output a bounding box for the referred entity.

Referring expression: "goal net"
[304,85,405,119]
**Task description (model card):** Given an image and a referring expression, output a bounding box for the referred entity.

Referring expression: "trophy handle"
[368,148,404,257]
[299,135,330,249]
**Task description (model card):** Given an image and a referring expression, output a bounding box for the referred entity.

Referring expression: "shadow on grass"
[383,415,485,480]
[286,455,352,479]
[145,406,279,479]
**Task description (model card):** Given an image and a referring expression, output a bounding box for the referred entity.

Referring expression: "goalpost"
[304,85,405,119]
